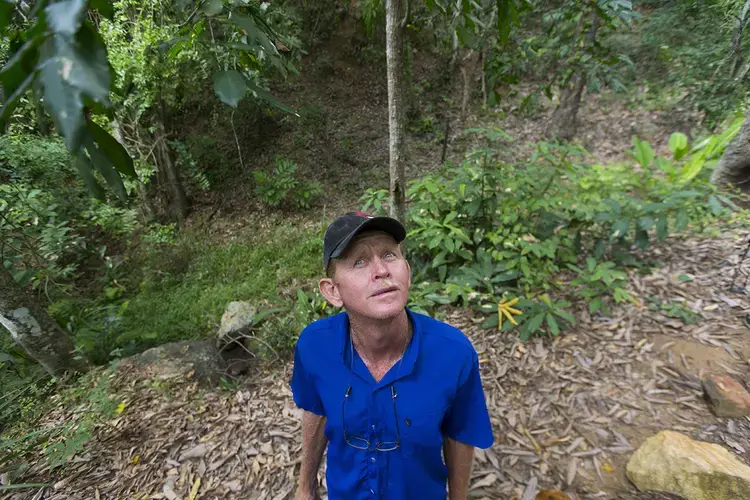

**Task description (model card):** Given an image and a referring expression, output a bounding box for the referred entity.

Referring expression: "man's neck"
[348,309,411,363]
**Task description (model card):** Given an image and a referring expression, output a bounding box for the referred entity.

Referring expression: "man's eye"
[354,259,365,266]
[384,251,396,258]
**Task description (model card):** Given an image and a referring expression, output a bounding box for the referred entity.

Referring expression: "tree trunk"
[0,268,89,376]
[155,125,189,225]
[711,117,750,193]
[730,0,750,78]
[545,13,600,142]
[386,0,407,222]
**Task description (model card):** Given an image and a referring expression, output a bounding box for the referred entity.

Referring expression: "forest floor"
[4,19,744,500]
[7,220,750,500]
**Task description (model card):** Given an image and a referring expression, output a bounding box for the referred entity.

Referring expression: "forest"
[1,0,750,498]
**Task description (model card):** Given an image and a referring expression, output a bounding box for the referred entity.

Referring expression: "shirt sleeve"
[442,352,493,449]
[290,344,326,416]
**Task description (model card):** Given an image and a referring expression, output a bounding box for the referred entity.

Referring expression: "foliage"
[605,0,748,126]
[361,123,740,339]
[254,157,323,210]
[0,134,136,292]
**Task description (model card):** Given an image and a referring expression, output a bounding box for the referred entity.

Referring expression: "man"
[291,212,493,500]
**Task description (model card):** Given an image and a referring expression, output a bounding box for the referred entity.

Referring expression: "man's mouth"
[372,286,399,297]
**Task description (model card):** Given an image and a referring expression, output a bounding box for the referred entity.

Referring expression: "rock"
[120,340,226,385]
[703,374,750,418]
[216,301,256,348]
[711,117,750,193]
[626,430,750,500]
[536,491,572,500]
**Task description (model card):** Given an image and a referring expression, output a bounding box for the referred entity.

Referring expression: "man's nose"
[372,257,391,279]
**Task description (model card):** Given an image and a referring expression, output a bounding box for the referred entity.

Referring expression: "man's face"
[319,231,411,320]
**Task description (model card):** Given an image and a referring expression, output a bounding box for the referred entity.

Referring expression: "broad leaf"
[213,70,247,108]
[708,195,723,216]
[246,79,295,114]
[84,138,127,202]
[75,152,106,200]
[0,0,13,32]
[42,44,85,150]
[201,0,223,16]
[87,119,136,177]
[546,314,559,336]
[0,73,33,127]
[45,0,87,38]
[496,0,518,45]
[632,137,654,168]
[668,132,688,160]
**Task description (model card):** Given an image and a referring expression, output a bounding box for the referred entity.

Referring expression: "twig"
[230,109,245,171]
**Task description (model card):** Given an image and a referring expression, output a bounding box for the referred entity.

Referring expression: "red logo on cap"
[355,211,374,218]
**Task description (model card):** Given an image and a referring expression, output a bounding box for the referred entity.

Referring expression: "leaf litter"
[5,227,750,500]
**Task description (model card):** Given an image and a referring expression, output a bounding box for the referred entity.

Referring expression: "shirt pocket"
[399,396,450,456]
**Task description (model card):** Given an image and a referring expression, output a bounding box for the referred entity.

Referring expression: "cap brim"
[329,217,406,261]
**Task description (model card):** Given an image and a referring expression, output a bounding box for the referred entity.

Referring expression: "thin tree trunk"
[545,13,600,141]
[155,125,189,225]
[386,0,406,222]
[730,0,750,77]
[0,268,89,376]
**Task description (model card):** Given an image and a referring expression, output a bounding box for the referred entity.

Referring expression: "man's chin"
[347,301,408,321]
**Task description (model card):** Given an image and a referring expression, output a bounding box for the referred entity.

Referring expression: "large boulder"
[626,430,750,500]
[119,340,226,385]
[711,117,750,193]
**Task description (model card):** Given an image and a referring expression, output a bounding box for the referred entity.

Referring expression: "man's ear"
[319,278,343,308]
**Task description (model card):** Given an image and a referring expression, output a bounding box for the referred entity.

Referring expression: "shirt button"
[370,488,376,494]
[370,456,376,462]
[371,425,376,430]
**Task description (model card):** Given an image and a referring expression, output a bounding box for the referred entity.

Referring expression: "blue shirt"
[290,309,494,500]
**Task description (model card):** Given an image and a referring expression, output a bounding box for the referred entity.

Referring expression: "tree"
[0,267,88,376]
[386,0,407,222]
[730,0,750,78]
[711,116,750,192]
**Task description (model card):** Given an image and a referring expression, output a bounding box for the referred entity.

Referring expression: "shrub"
[362,123,743,340]
[254,157,323,210]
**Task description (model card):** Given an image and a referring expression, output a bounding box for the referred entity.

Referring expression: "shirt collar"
[337,308,421,386]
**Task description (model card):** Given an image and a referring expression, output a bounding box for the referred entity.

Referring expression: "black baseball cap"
[323,212,406,270]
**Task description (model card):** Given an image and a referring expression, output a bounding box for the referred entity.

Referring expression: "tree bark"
[385,0,407,222]
[545,13,600,142]
[155,125,189,225]
[730,0,750,78]
[711,117,750,192]
[0,268,89,376]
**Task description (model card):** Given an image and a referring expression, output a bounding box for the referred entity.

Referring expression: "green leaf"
[708,195,723,216]
[443,211,457,225]
[527,312,545,332]
[246,79,295,114]
[481,314,498,330]
[675,209,689,232]
[552,309,576,324]
[638,216,655,230]
[201,0,223,16]
[496,0,518,46]
[635,228,649,251]
[42,44,84,150]
[656,216,668,241]
[611,219,629,240]
[76,152,105,200]
[0,1,14,32]
[213,70,248,108]
[632,137,654,168]
[677,274,693,282]
[90,0,114,19]
[87,120,136,178]
[668,132,688,160]
[546,314,559,335]
[45,0,87,38]
[84,138,127,202]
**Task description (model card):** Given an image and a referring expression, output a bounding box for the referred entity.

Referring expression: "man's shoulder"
[412,311,476,356]
[296,312,345,353]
